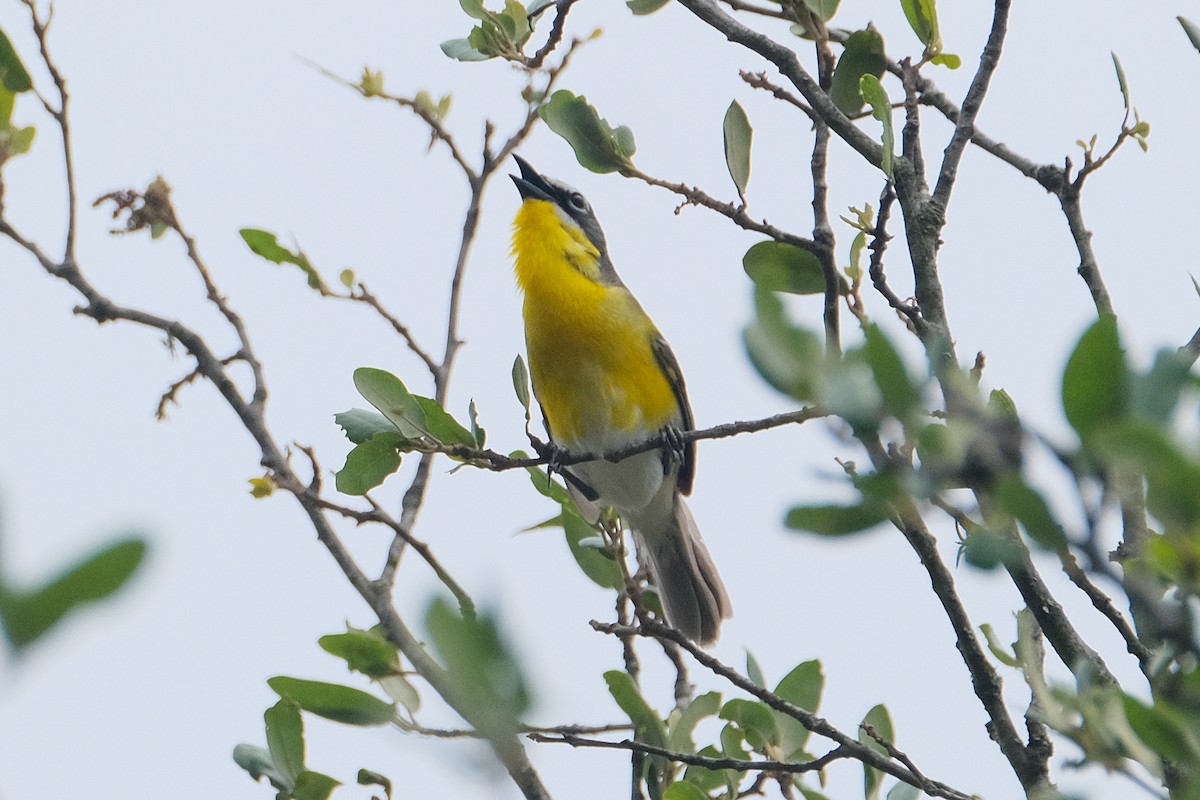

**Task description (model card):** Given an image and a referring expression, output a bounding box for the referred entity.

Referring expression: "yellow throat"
[510,198,677,445]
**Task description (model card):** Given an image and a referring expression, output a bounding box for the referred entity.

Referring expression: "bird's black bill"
[511,154,555,202]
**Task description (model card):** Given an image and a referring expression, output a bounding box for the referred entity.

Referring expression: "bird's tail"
[633,495,731,646]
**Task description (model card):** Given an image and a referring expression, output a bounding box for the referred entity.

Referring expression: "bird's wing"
[651,334,696,495]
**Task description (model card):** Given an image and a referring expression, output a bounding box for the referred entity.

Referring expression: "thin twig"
[341,283,440,377]
[811,29,840,356]
[431,406,826,473]
[1058,548,1152,672]
[858,433,1043,792]
[622,165,820,253]
[528,731,850,775]
[930,0,1012,211]
[595,619,973,800]
[674,0,884,168]
[525,0,580,69]
[26,1,77,262]
[865,184,925,333]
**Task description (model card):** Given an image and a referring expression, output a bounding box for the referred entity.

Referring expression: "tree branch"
[673,0,884,168]
[597,619,974,800]
[930,0,1012,212]
[528,731,851,775]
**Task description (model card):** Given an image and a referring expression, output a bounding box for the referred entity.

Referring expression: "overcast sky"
[0,2,1196,799]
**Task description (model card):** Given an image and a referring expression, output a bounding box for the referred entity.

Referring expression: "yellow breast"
[511,200,678,445]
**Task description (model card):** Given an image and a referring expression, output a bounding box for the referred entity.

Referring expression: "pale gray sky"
[0,2,1195,799]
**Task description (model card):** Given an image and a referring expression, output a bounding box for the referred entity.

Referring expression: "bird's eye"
[568,193,587,211]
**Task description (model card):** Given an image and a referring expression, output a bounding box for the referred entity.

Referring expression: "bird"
[508,154,731,646]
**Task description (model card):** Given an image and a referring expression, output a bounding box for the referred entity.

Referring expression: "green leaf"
[961,529,1022,571]
[886,784,921,800]
[502,0,530,44]
[899,0,939,48]
[722,100,752,198]
[0,86,13,127]
[239,229,324,291]
[469,399,486,448]
[512,355,532,414]
[1062,316,1128,439]
[1181,17,1200,53]
[378,673,422,716]
[743,241,825,295]
[440,38,492,61]
[232,744,291,791]
[720,698,778,751]
[319,626,400,679]
[929,53,960,69]
[980,623,1019,667]
[1122,695,1198,764]
[684,745,734,792]
[459,0,489,20]
[987,389,1018,420]
[538,90,636,174]
[0,29,32,93]
[268,677,396,726]
[1092,422,1200,532]
[265,700,305,785]
[830,28,886,116]
[627,0,671,13]
[863,324,919,420]
[426,598,530,738]
[799,787,834,800]
[993,474,1068,551]
[859,704,894,800]
[802,0,840,21]
[663,782,708,800]
[412,396,477,447]
[561,510,624,589]
[775,660,823,758]
[667,691,722,753]
[335,408,400,445]
[352,368,427,438]
[746,650,766,688]
[522,463,624,589]
[1132,348,1191,424]
[293,771,342,800]
[357,770,393,800]
[604,670,669,747]
[335,432,405,496]
[859,75,894,179]
[527,0,556,16]
[0,537,147,650]
[785,503,889,536]
[1112,52,1131,113]
[743,286,823,401]
[2,124,35,157]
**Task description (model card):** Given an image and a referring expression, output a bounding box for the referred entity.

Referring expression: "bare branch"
[528,731,851,775]
[857,434,1046,792]
[430,406,826,474]
[865,184,926,334]
[622,165,820,253]
[811,32,840,356]
[1058,548,1152,673]
[339,283,440,377]
[674,0,884,168]
[930,0,1012,211]
[524,0,581,69]
[25,1,78,261]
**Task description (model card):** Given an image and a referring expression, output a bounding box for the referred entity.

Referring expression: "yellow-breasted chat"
[509,155,731,646]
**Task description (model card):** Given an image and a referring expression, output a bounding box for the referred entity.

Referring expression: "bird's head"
[510,155,612,275]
